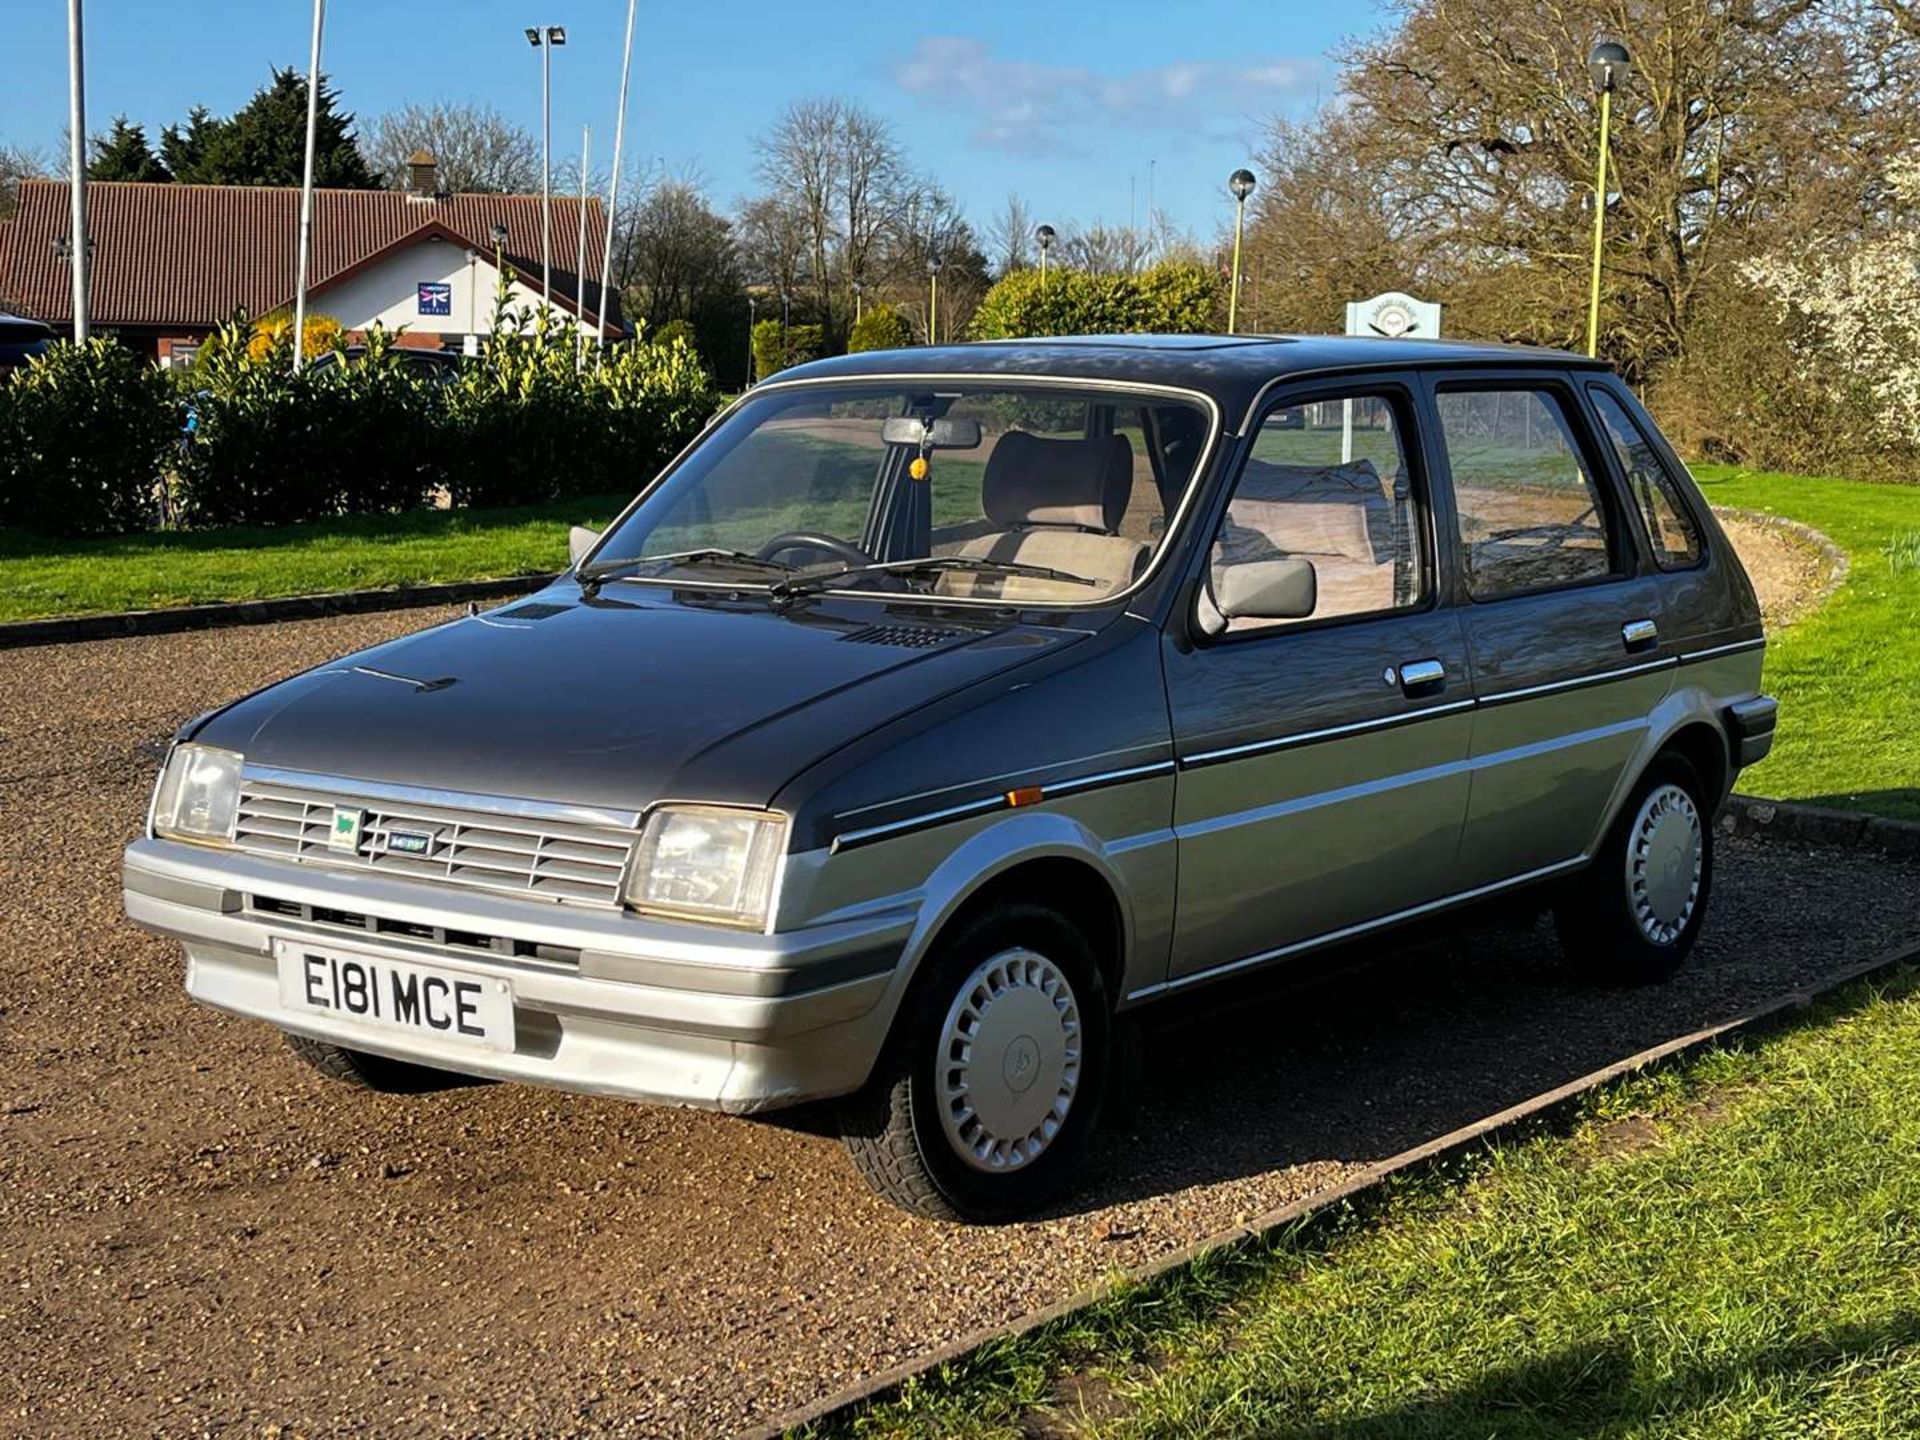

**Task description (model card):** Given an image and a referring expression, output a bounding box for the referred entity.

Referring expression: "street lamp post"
[526,24,566,314]
[926,252,944,345]
[1586,40,1631,358]
[65,0,90,345]
[853,279,863,323]
[1227,168,1256,335]
[291,0,325,370]
[1035,224,1055,287]
[747,293,757,386]
[574,123,589,368]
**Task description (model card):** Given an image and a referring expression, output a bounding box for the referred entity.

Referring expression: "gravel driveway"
[2,610,1914,1439]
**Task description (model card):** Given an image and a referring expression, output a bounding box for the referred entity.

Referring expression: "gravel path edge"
[750,935,1920,1440]
[1724,793,1920,857]
[0,573,558,650]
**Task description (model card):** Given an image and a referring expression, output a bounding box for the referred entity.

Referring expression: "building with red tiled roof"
[0,158,624,365]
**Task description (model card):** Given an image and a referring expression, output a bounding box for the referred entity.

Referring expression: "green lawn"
[804,964,1920,1439]
[1689,465,1920,820]
[0,496,628,623]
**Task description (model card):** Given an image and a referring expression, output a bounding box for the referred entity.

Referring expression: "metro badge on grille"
[328,806,365,853]
[385,828,434,856]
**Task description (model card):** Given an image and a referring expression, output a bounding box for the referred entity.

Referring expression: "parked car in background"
[124,335,1774,1221]
[0,311,55,372]
[303,344,464,384]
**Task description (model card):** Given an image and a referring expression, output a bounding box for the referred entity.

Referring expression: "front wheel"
[1555,753,1714,984]
[839,904,1110,1223]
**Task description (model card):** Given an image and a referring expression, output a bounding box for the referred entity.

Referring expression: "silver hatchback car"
[124,336,1775,1221]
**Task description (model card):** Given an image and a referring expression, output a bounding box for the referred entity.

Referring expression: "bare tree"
[1059,221,1152,276]
[754,98,909,337]
[984,193,1034,276]
[736,193,810,303]
[1,141,51,222]
[622,176,740,331]
[1246,0,1920,378]
[367,101,538,193]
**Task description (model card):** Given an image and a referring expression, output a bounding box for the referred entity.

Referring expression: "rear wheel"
[282,1032,468,1094]
[1556,753,1713,984]
[840,903,1110,1223]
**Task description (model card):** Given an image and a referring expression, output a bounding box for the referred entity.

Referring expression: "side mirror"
[568,525,600,568]
[1197,558,1318,635]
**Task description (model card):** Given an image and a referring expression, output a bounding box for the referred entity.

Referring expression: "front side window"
[1207,392,1426,633]
[1589,388,1704,570]
[584,382,1212,606]
[1438,388,1618,600]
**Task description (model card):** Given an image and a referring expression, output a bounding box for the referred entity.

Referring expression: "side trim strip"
[1125,857,1587,1002]
[1476,655,1676,708]
[1679,637,1766,664]
[1181,699,1474,770]
[830,759,1176,854]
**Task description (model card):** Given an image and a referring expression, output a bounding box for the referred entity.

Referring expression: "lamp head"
[1588,40,1631,93]
[1034,223,1056,250]
[547,25,567,44]
[489,222,510,246]
[525,27,541,45]
[1229,168,1257,202]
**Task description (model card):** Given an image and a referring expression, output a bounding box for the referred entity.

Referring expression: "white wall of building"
[315,234,586,343]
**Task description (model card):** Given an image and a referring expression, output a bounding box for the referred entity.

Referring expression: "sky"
[2,0,1390,242]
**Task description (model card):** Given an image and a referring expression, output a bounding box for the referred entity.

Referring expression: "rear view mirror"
[1198,558,1318,635]
[881,416,984,450]
[568,525,600,568]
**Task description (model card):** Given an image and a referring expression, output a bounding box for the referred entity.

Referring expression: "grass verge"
[1690,465,1920,820]
[0,495,626,623]
[800,961,1920,1439]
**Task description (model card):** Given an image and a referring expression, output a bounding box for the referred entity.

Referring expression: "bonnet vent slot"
[839,623,971,649]
[496,602,574,621]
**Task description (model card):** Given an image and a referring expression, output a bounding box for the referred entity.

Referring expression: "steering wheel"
[756,532,873,567]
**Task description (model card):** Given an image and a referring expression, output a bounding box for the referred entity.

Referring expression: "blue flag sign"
[418,282,453,317]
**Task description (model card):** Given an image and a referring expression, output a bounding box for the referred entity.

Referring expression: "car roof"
[774,333,1611,429]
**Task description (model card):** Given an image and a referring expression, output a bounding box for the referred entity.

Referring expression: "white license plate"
[273,939,515,1053]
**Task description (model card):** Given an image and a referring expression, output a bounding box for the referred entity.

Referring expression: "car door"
[1162,376,1473,986]
[1428,372,1672,890]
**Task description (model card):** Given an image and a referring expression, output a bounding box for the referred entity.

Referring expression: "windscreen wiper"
[770,555,1100,601]
[578,548,796,591]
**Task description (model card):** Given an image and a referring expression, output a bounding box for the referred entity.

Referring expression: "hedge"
[969,261,1222,340]
[0,303,720,536]
[848,303,913,354]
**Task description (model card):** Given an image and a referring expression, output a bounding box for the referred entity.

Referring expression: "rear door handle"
[1399,658,1446,696]
[1622,618,1660,653]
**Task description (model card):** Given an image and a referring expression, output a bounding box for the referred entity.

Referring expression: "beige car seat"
[934,432,1147,601]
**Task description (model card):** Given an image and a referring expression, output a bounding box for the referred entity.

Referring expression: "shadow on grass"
[1266,1310,1920,1439]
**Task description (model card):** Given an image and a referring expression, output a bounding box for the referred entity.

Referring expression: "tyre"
[282,1032,467,1094]
[1555,753,1714,984]
[839,902,1111,1223]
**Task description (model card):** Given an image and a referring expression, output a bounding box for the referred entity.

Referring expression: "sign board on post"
[1341,291,1441,460]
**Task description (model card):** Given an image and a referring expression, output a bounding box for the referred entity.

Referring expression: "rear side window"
[1437,388,1617,600]
[1589,388,1704,570]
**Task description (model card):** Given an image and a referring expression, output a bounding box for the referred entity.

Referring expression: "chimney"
[406,150,441,201]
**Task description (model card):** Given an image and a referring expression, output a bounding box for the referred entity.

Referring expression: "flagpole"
[291,0,325,371]
[596,0,638,359]
[575,124,590,369]
[65,0,91,344]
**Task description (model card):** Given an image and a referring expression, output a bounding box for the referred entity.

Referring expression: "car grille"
[232,777,635,908]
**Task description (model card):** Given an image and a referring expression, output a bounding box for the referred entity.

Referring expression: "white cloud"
[893,37,1324,156]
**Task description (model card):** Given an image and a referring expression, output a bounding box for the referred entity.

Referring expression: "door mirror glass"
[568,525,601,568]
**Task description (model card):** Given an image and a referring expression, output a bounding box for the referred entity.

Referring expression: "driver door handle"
[1399,658,1447,696]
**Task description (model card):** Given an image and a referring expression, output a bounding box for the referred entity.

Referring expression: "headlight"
[151,743,244,845]
[625,805,787,929]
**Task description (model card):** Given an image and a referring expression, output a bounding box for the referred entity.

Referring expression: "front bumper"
[123,837,911,1113]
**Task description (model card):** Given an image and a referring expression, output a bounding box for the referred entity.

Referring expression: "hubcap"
[1626,782,1703,946]
[935,948,1082,1173]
